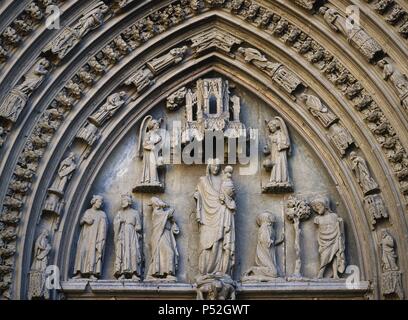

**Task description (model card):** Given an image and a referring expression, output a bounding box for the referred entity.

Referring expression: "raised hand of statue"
[275,233,285,246]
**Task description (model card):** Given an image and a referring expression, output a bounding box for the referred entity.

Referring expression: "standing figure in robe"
[350,151,379,195]
[194,159,236,278]
[134,115,164,192]
[380,229,399,272]
[73,195,108,280]
[263,117,293,193]
[311,196,346,279]
[114,194,143,280]
[146,197,179,281]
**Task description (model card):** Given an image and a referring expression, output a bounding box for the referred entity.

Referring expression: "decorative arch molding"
[0,0,407,300]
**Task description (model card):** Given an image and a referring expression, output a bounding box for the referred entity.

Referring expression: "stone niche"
[65,74,362,299]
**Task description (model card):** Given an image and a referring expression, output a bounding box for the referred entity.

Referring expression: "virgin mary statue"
[194,159,236,278]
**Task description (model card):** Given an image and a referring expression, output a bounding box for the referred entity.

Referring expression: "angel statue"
[262,117,293,193]
[133,115,165,193]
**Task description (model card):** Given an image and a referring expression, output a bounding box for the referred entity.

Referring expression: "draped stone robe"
[195,174,235,276]
[147,207,179,277]
[114,208,142,277]
[74,209,107,277]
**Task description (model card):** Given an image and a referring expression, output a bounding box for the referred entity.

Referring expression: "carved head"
[120,193,132,208]
[91,195,103,209]
[310,196,330,215]
[99,4,109,14]
[119,91,128,99]
[349,151,357,161]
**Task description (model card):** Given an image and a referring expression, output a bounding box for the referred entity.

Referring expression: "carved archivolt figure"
[28,230,51,300]
[50,152,77,193]
[243,212,284,281]
[31,230,51,272]
[263,117,292,193]
[299,93,338,128]
[89,91,128,126]
[238,47,278,76]
[0,58,50,123]
[311,196,346,279]
[147,46,188,75]
[380,229,398,272]
[134,116,164,192]
[194,160,236,277]
[350,151,379,195]
[146,197,179,281]
[114,194,143,281]
[73,195,108,280]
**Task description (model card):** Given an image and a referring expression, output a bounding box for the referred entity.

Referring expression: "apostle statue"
[263,117,293,193]
[311,196,346,279]
[242,212,284,281]
[114,194,143,281]
[28,230,51,299]
[89,91,128,127]
[299,93,338,128]
[350,151,379,195]
[194,160,236,278]
[146,197,179,281]
[133,115,165,192]
[73,195,108,280]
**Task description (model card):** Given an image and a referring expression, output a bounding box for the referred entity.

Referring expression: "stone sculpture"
[76,92,128,148]
[350,151,379,195]
[242,212,284,282]
[0,58,50,123]
[43,152,77,216]
[194,160,236,278]
[311,196,346,279]
[28,230,51,300]
[263,117,293,193]
[146,197,179,282]
[329,123,355,157]
[89,91,128,126]
[147,46,188,75]
[196,276,236,300]
[133,116,165,193]
[114,194,143,281]
[44,2,109,60]
[299,93,338,128]
[380,229,404,299]
[73,195,108,280]
[286,196,311,279]
[364,194,389,230]
[191,29,242,56]
[319,6,383,62]
[166,87,187,111]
